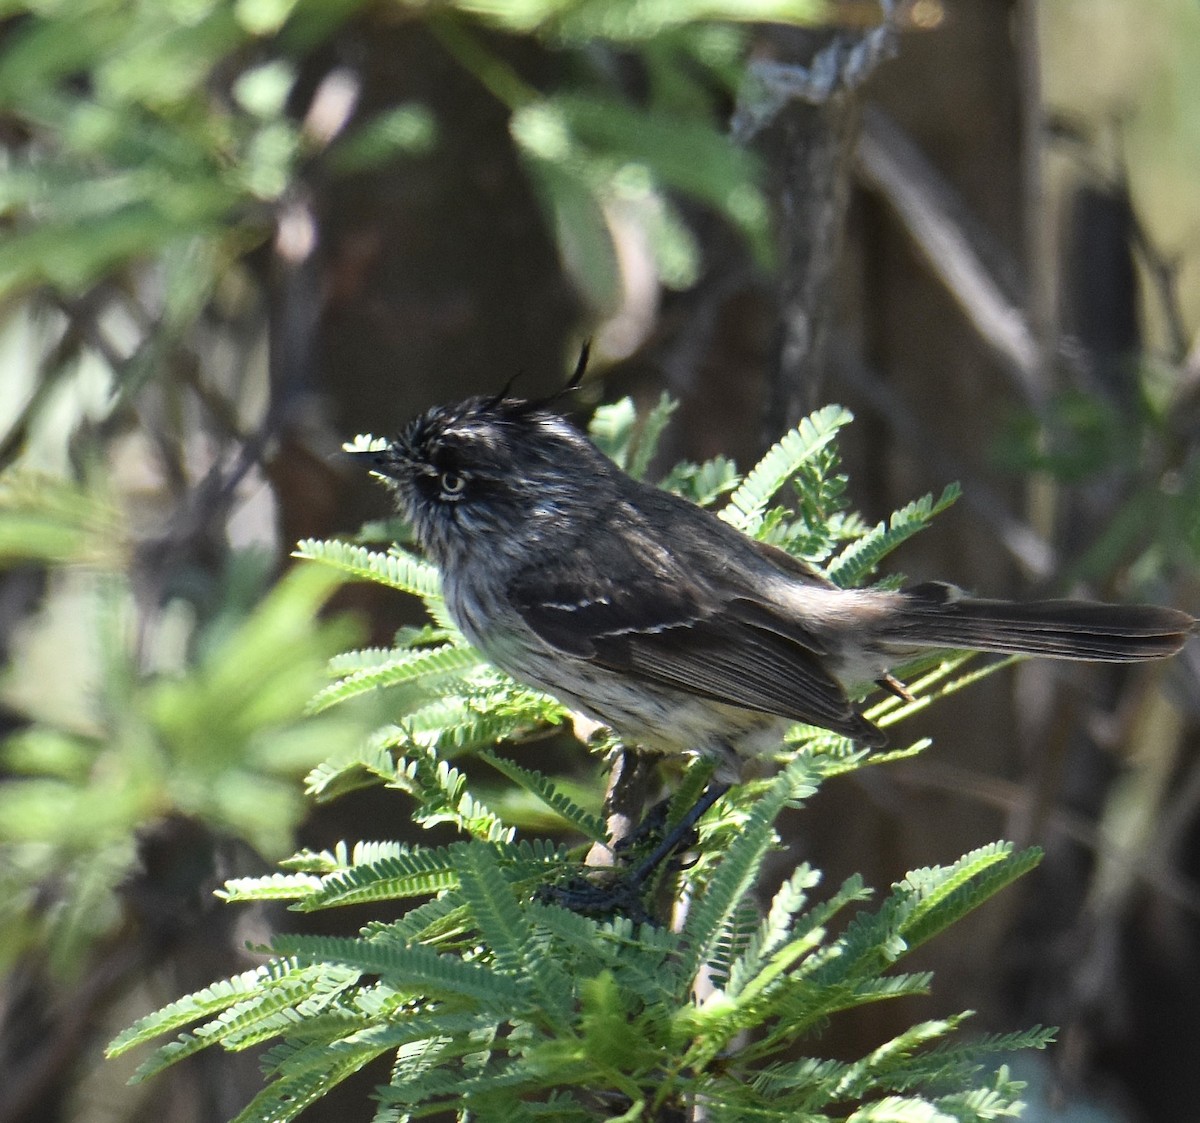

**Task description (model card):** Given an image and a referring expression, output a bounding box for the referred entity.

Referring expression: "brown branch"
[855,105,1047,407]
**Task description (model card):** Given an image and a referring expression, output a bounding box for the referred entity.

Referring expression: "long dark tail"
[888,582,1195,662]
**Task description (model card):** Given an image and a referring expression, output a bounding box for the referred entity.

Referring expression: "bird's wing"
[506,531,881,744]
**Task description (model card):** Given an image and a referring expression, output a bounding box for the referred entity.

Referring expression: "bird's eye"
[439,471,466,498]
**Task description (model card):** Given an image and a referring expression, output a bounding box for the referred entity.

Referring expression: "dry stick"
[849,105,1077,575]
[856,105,1047,409]
[1014,0,1058,391]
[586,748,657,867]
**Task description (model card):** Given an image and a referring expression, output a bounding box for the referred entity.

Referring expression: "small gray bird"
[365,377,1194,785]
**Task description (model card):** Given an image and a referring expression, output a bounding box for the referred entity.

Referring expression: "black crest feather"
[485,340,592,419]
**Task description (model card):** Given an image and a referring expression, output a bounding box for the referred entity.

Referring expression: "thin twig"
[855,106,1046,407]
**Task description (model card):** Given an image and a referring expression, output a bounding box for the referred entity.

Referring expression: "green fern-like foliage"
[109,402,1053,1121]
[0,477,374,975]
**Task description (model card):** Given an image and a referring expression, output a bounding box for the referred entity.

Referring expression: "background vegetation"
[0,1,1197,1120]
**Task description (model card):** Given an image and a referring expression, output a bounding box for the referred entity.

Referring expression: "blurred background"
[0,1,1198,1120]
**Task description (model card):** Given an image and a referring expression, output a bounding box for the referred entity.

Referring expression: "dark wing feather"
[507,516,880,743]
[591,618,880,741]
[511,571,703,658]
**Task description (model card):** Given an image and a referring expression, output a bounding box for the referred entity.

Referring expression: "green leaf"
[229,1050,386,1123]
[273,934,528,1010]
[303,742,401,801]
[297,847,463,910]
[660,454,741,506]
[628,392,678,480]
[552,92,771,258]
[898,844,1044,954]
[519,150,622,316]
[846,1096,957,1122]
[106,958,320,1058]
[827,484,961,588]
[586,396,639,468]
[680,757,817,982]
[217,871,325,903]
[329,103,437,173]
[293,538,442,601]
[721,405,854,533]
[477,750,606,841]
[0,473,121,566]
[453,843,576,1025]
[540,0,825,42]
[307,643,483,714]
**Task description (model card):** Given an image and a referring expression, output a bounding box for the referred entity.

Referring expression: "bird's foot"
[536,782,730,920]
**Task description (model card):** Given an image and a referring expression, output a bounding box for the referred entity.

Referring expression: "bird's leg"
[625,781,730,887]
[875,672,914,702]
[540,778,729,920]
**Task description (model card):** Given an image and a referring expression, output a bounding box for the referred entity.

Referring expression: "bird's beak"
[340,445,405,490]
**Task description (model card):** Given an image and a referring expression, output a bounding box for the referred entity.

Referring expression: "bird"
[361,368,1193,792]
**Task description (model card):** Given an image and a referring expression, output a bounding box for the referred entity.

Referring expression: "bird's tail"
[886,582,1194,662]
